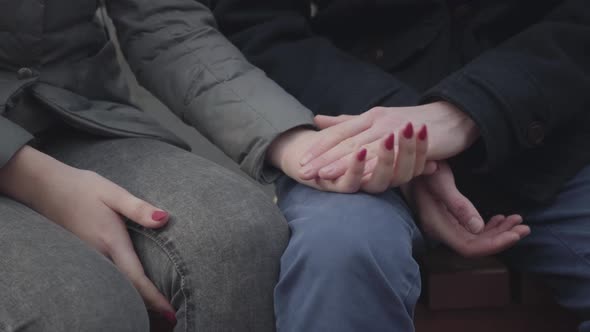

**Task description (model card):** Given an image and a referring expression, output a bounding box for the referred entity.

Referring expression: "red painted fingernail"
[403,123,414,139]
[162,311,177,325]
[152,211,168,222]
[385,133,395,151]
[418,125,428,140]
[357,148,367,161]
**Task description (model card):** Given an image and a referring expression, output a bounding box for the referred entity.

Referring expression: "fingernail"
[161,311,177,325]
[403,123,414,139]
[467,218,483,233]
[385,133,395,151]
[152,211,168,222]
[418,125,428,140]
[300,153,314,165]
[357,148,367,161]
[300,164,314,177]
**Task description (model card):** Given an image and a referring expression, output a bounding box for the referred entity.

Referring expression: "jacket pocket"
[29,83,189,150]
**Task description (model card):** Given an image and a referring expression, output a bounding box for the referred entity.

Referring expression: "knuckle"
[368,106,385,117]
[451,201,470,219]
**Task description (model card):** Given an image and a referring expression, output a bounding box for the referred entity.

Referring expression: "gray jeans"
[0,137,288,332]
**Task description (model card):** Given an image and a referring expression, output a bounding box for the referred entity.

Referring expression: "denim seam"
[545,224,590,267]
[127,225,194,332]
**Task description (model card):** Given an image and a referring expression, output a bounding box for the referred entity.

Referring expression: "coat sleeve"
[209,0,419,116]
[0,117,33,168]
[105,0,315,183]
[423,0,590,170]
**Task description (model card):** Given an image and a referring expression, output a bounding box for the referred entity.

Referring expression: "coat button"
[526,122,545,145]
[17,67,35,80]
[375,48,384,60]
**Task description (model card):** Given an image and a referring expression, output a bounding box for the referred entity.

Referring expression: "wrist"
[0,146,68,206]
[422,101,480,159]
[267,127,316,171]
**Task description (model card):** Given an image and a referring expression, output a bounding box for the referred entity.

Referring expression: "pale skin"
[0,101,528,326]
[0,124,431,326]
[0,146,177,324]
[268,121,436,194]
[269,101,531,257]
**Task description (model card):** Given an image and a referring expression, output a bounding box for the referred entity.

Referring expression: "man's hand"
[299,102,480,181]
[403,162,530,258]
[268,126,432,193]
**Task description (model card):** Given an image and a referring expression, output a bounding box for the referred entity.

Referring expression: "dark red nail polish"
[152,211,168,222]
[357,148,367,161]
[403,123,414,139]
[385,133,395,151]
[162,311,177,325]
[418,125,428,140]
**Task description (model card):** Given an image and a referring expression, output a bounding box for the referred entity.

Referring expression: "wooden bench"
[415,247,579,332]
[149,247,580,331]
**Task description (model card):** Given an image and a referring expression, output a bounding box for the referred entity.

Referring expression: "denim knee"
[275,188,423,332]
[286,211,421,295]
[1,261,148,332]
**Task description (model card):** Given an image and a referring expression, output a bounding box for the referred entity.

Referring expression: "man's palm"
[408,162,531,258]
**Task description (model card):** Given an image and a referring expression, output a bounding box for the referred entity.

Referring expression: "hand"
[268,126,433,193]
[299,102,480,180]
[0,146,177,322]
[402,162,530,257]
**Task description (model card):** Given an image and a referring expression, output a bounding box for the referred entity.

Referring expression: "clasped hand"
[269,102,529,257]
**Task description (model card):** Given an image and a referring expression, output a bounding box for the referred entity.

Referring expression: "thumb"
[424,165,484,234]
[314,114,356,129]
[102,183,170,229]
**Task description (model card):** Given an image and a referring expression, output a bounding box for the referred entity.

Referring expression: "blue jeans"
[274,164,590,332]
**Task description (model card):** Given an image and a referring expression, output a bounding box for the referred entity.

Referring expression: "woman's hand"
[402,162,531,257]
[298,102,479,180]
[0,146,176,322]
[268,126,434,193]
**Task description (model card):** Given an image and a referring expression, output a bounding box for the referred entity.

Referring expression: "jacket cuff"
[378,86,420,108]
[422,71,518,171]
[0,118,34,168]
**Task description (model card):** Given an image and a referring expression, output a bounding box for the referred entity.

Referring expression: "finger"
[390,123,416,187]
[109,234,176,318]
[301,125,382,180]
[102,184,169,229]
[316,149,367,193]
[299,116,371,167]
[484,215,506,230]
[314,114,357,129]
[362,133,396,193]
[413,125,428,177]
[317,140,382,180]
[488,215,524,236]
[512,224,531,238]
[363,156,379,176]
[425,164,485,234]
[422,161,438,176]
[467,231,522,257]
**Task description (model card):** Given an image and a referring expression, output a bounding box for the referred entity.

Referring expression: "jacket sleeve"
[210,0,419,116]
[105,0,315,183]
[0,117,33,168]
[423,0,590,171]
